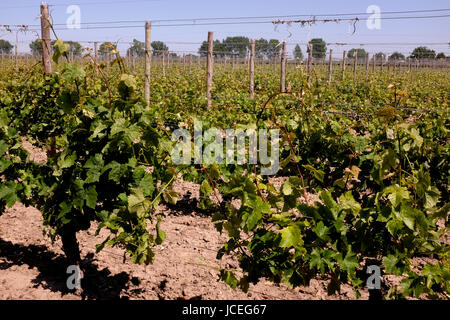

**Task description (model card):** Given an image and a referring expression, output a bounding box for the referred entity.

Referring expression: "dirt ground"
[0,141,446,300]
[0,191,371,300]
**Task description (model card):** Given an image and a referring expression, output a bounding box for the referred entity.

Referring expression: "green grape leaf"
[155,216,166,245]
[279,225,303,248]
[339,191,361,215]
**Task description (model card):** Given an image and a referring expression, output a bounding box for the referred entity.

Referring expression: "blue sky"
[1,0,449,57]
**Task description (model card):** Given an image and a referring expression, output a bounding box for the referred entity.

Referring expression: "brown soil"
[0,191,369,300]
[0,141,445,300]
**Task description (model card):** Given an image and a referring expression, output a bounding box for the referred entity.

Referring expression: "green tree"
[198,41,208,57]
[65,41,83,56]
[436,52,446,60]
[0,40,13,54]
[221,36,249,58]
[375,52,386,62]
[30,40,42,56]
[293,44,303,60]
[151,41,168,56]
[389,52,405,61]
[29,40,81,58]
[410,46,436,59]
[198,40,225,57]
[99,42,117,57]
[307,38,327,59]
[127,39,145,57]
[347,48,367,61]
[255,38,269,59]
[267,39,281,59]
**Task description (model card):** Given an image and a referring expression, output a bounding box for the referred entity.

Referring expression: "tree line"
[292,39,446,61]
[0,38,446,61]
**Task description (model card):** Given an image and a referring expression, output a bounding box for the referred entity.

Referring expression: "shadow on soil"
[0,238,140,299]
[163,191,223,217]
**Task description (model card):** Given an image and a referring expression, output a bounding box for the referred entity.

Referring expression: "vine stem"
[254,90,308,199]
[253,163,267,202]
[255,91,304,126]
[201,165,222,205]
[150,168,181,207]
[280,122,308,200]
[86,53,113,110]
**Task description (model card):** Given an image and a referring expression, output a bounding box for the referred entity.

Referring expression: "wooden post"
[380,55,384,72]
[327,49,333,85]
[131,52,135,75]
[94,42,98,75]
[232,55,235,73]
[353,51,358,80]
[93,42,98,59]
[408,58,411,72]
[189,54,192,72]
[307,44,313,86]
[14,43,18,72]
[106,52,110,72]
[249,39,255,99]
[144,21,151,106]
[206,31,213,108]
[387,57,390,72]
[342,50,346,80]
[365,53,369,78]
[280,41,286,93]
[162,51,166,77]
[40,4,52,74]
[183,53,186,71]
[372,54,375,73]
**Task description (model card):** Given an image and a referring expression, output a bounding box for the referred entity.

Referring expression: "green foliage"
[390,52,406,61]
[52,40,70,64]
[99,42,117,57]
[198,37,280,59]
[0,39,13,54]
[65,41,83,56]
[347,48,367,61]
[375,52,386,62]
[28,39,82,57]
[308,38,327,59]
[151,41,169,56]
[410,46,436,59]
[209,111,448,298]
[29,39,42,56]
[0,47,448,300]
[1,61,177,265]
[127,39,145,57]
[293,44,303,60]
